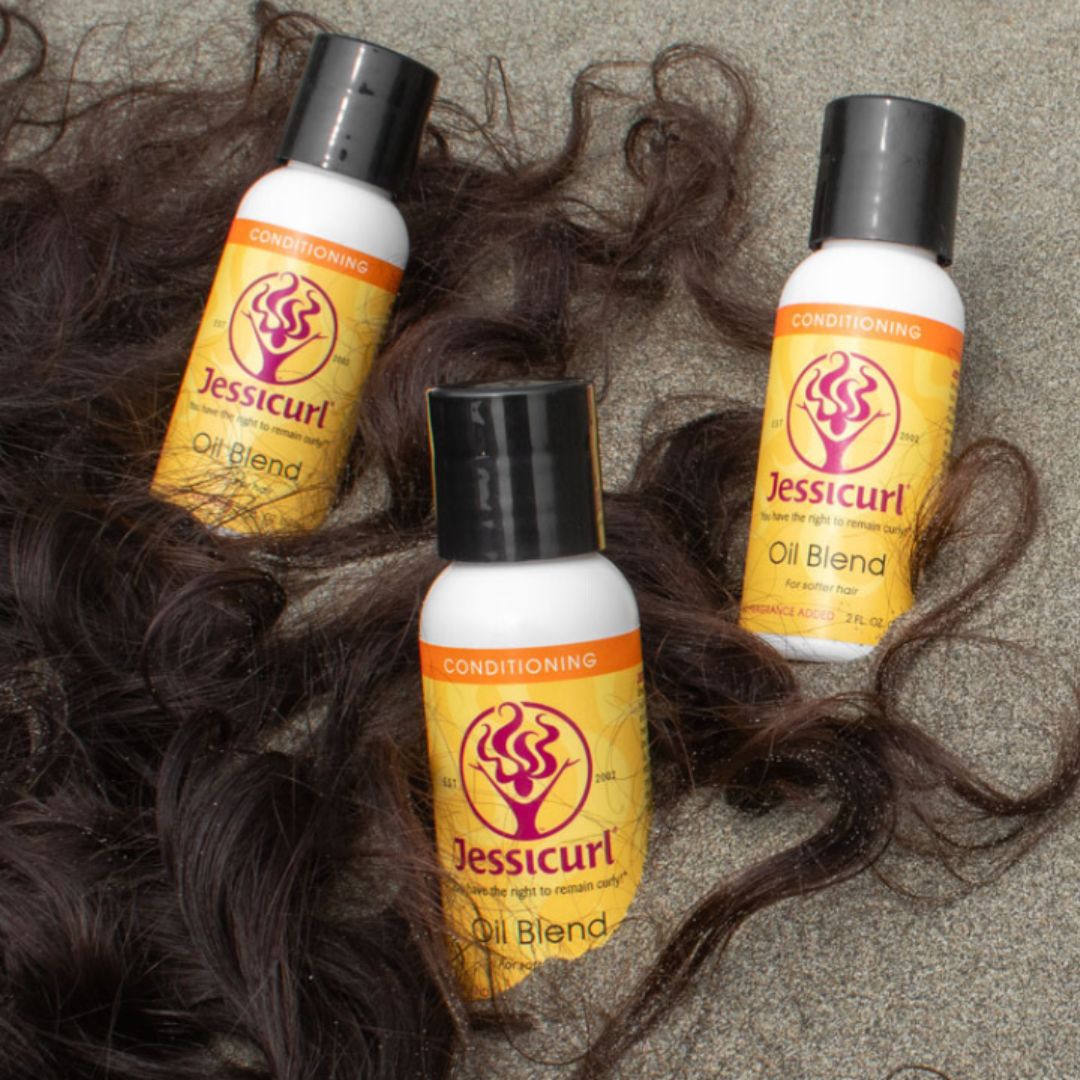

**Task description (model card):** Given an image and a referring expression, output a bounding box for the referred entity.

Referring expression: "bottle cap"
[426,379,605,563]
[277,34,438,196]
[809,95,965,265]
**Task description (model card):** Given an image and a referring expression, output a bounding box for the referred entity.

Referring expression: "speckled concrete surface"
[31,1,1080,1076]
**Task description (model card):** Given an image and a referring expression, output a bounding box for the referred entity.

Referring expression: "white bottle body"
[420,552,649,998]
[743,239,964,662]
[152,160,408,533]
[420,552,641,647]
[235,160,409,268]
[779,239,964,331]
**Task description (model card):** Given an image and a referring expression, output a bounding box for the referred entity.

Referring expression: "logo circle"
[786,349,901,474]
[459,700,593,841]
[228,271,338,385]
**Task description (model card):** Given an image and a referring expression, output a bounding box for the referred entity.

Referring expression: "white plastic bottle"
[152,35,437,534]
[420,379,651,1000]
[739,95,966,661]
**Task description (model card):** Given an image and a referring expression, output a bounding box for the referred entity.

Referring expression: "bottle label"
[739,303,963,647]
[152,218,403,533]
[420,630,651,999]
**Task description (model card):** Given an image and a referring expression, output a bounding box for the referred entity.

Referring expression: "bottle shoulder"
[419,554,640,648]
[235,163,409,266]
[779,240,964,332]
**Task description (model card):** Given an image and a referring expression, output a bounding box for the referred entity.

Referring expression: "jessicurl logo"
[786,350,901,475]
[460,701,593,841]
[228,271,338,386]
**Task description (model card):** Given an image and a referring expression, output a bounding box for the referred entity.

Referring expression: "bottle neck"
[283,158,395,200]
[816,237,940,264]
[448,550,602,568]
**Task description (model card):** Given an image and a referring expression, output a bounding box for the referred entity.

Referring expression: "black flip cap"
[809,95,965,265]
[427,380,605,563]
[277,34,438,196]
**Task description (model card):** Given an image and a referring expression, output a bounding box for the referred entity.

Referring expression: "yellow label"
[420,632,651,999]
[151,219,402,534]
[739,303,963,647]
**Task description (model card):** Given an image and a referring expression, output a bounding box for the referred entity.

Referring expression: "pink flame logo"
[786,350,901,474]
[228,271,338,385]
[460,701,593,840]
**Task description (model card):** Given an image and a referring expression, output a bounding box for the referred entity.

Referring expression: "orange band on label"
[775,303,963,361]
[228,219,403,292]
[421,631,642,684]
